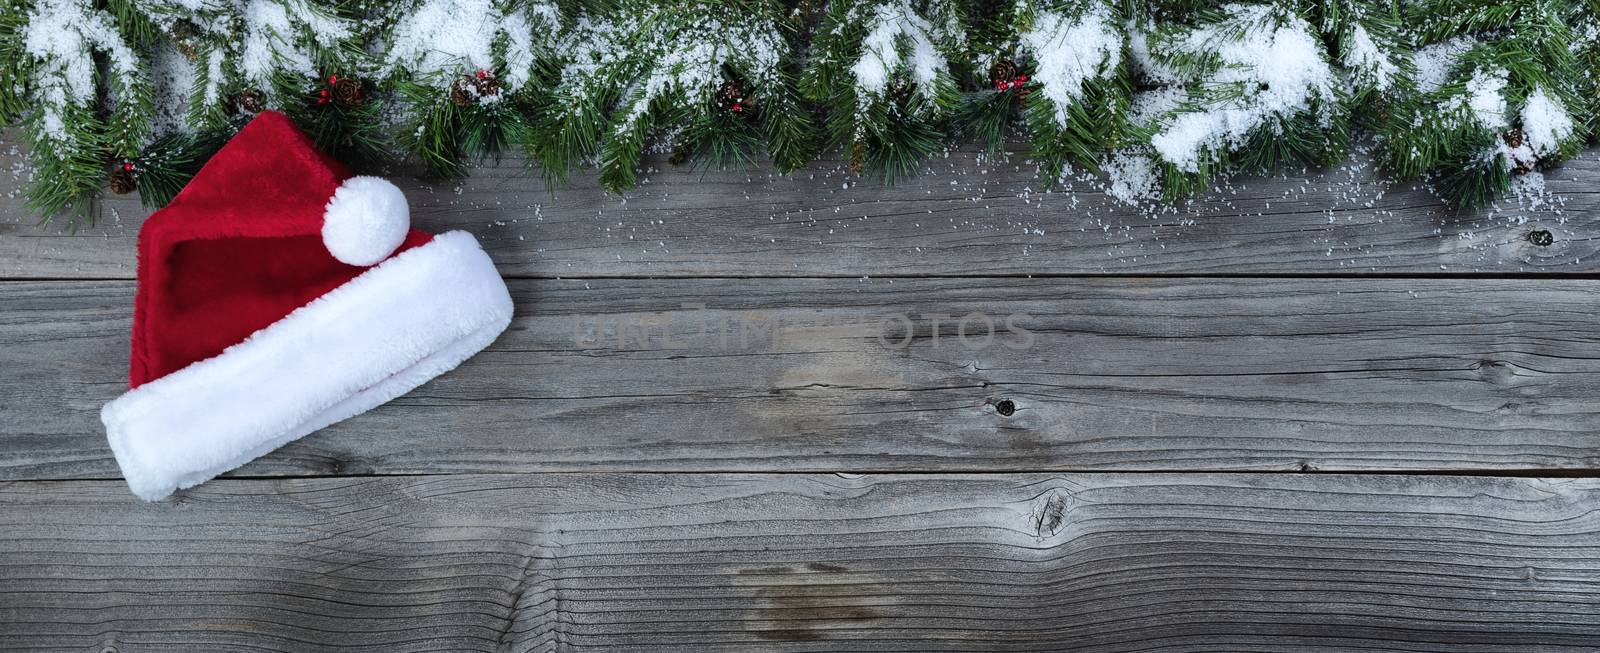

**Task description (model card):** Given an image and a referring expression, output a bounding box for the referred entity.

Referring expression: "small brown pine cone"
[989,59,1020,88]
[453,74,501,106]
[716,79,757,115]
[170,20,201,61]
[474,75,502,99]
[1502,128,1538,172]
[332,77,363,107]
[1503,127,1524,150]
[234,90,264,115]
[715,80,743,107]
[849,140,866,173]
[451,81,474,107]
[109,167,135,195]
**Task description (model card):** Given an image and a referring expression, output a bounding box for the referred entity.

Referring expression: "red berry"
[328,74,338,85]
[476,69,489,79]
[1017,75,1029,83]
[121,161,134,172]
[731,103,742,112]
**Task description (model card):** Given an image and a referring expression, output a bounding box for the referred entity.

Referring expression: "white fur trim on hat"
[100,231,513,501]
[322,176,410,266]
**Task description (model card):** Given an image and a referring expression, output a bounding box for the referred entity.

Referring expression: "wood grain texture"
[2,473,1598,651]
[1,144,1595,279]
[7,277,1600,480]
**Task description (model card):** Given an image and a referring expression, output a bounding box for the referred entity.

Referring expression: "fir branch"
[803,0,966,181]
[3,0,1598,220]
[131,130,219,207]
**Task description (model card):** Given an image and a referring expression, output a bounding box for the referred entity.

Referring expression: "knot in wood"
[1031,488,1074,538]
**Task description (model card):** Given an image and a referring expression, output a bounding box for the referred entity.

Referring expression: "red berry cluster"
[317,75,339,105]
[995,74,1029,92]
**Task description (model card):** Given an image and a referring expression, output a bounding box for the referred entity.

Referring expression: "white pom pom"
[322,176,410,266]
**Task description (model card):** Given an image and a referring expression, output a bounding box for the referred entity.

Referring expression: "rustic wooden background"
[3,142,1600,651]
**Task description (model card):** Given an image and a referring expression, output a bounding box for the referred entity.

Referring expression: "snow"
[1019,2,1121,127]
[1103,152,1158,204]
[201,49,227,108]
[1509,170,1549,209]
[1130,87,1186,125]
[1521,86,1575,156]
[1341,24,1397,92]
[622,12,783,133]
[21,0,140,142]
[1124,18,1177,84]
[1461,67,1508,130]
[382,0,558,91]
[150,45,197,136]
[1147,4,1335,173]
[850,1,949,104]
[552,14,634,105]
[1412,37,1473,94]
[240,0,350,87]
[546,6,785,137]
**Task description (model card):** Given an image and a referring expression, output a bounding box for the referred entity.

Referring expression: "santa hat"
[100,111,513,501]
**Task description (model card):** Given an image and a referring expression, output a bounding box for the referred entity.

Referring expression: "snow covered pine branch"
[2,0,1598,221]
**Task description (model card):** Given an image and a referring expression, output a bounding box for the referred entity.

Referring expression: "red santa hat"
[100,111,513,501]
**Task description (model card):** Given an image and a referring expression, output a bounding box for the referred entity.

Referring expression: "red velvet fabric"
[129,111,431,387]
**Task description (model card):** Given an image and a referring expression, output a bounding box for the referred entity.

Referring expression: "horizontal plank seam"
[7,271,1600,282]
[10,468,1600,484]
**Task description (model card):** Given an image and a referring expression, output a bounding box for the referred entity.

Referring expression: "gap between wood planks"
[13,467,1600,486]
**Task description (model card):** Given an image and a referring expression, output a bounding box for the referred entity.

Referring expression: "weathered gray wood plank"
[2,473,1598,651]
[1,143,1594,278]
[6,277,1600,480]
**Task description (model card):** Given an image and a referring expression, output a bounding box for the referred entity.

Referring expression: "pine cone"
[170,20,201,61]
[451,81,474,107]
[1503,127,1524,150]
[109,166,135,195]
[453,73,502,106]
[474,74,502,99]
[1503,128,1537,172]
[849,140,866,173]
[715,80,749,107]
[234,91,264,115]
[989,59,1020,88]
[332,77,363,107]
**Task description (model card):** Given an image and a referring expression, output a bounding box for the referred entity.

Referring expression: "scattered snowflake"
[1104,152,1158,205]
[1509,170,1549,209]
